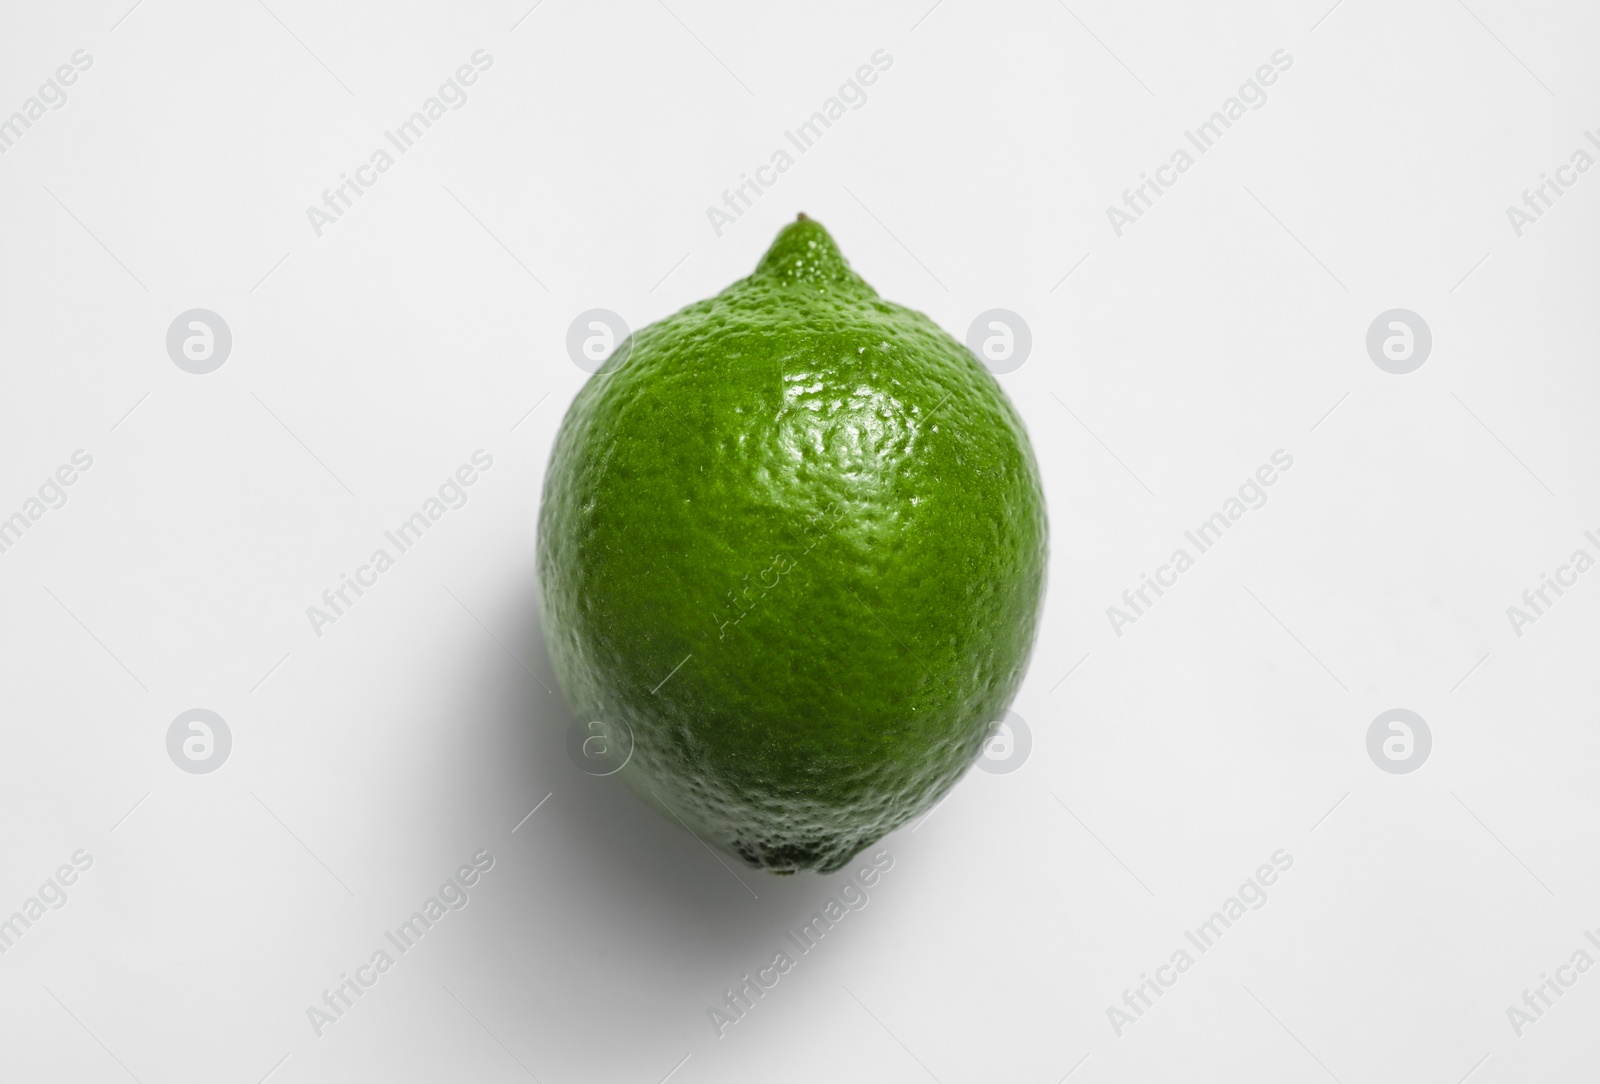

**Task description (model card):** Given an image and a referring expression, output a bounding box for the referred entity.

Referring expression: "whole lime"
[538,215,1046,872]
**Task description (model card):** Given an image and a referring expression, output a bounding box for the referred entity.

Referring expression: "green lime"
[538,215,1047,872]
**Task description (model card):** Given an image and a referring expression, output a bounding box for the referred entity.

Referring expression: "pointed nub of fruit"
[751,214,876,296]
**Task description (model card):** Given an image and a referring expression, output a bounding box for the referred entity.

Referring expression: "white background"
[2,0,1598,1081]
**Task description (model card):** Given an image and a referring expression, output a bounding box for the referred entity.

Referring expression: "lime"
[538,215,1047,872]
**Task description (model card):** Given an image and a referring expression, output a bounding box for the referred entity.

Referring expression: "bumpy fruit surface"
[538,215,1046,872]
